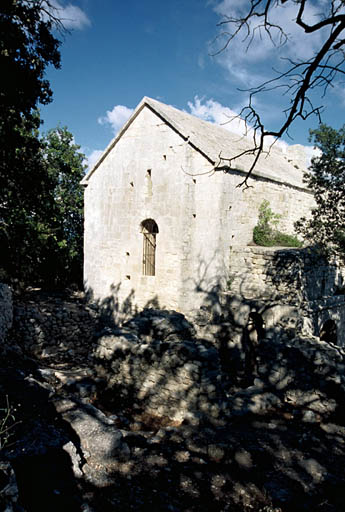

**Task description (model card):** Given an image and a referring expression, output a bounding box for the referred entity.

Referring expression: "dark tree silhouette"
[0,1,84,287]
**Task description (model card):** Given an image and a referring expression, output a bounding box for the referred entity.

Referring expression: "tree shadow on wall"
[85,282,162,329]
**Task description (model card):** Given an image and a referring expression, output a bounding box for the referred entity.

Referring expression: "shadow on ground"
[2,277,345,511]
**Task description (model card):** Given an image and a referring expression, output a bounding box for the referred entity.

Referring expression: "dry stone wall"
[229,246,345,302]
[227,246,345,345]
[9,297,227,425]
[11,292,98,361]
[93,310,225,425]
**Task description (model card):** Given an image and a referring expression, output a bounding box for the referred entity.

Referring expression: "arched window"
[320,319,337,345]
[141,219,158,276]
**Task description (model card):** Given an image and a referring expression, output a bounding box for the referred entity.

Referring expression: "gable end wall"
[84,107,315,317]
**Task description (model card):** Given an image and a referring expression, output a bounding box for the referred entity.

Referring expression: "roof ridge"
[81,96,308,189]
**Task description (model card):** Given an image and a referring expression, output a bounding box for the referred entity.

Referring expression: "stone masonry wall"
[227,247,345,345]
[94,334,223,424]
[84,105,315,319]
[229,246,345,302]
[12,292,98,362]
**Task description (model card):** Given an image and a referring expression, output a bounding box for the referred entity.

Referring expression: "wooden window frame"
[141,219,158,276]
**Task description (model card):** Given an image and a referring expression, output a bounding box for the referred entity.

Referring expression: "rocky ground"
[1,307,345,511]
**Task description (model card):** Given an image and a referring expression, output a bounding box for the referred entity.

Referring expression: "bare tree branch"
[214,0,345,186]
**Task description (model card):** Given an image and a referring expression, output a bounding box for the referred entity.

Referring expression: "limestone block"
[284,390,337,415]
[54,398,128,462]
[228,387,282,416]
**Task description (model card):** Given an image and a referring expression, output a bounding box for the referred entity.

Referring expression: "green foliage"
[253,200,281,245]
[40,126,86,287]
[254,200,302,248]
[0,112,56,285]
[0,0,61,200]
[0,0,61,121]
[1,123,86,288]
[295,124,345,260]
[0,2,86,288]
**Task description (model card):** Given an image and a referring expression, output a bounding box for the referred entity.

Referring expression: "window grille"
[141,219,158,276]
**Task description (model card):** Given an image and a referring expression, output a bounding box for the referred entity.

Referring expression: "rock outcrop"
[2,291,345,511]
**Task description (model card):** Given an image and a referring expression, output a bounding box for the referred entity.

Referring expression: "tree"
[0,0,61,125]
[214,0,345,183]
[295,124,345,259]
[40,126,86,288]
[0,1,86,288]
[0,113,57,285]
[0,0,63,286]
[1,122,86,288]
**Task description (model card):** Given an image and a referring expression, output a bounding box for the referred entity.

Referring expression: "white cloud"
[187,95,318,166]
[188,95,252,137]
[85,104,134,170]
[85,149,104,170]
[188,95,285,144]
[98,105,134,134]
[45,0,91,30]
[87,97,320,173]
[304,145,322,166]
[212,0,326,86]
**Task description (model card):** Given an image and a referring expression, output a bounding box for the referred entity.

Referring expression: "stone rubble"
[93,309,224,425]
[11,290,97,362]
[1,286,345,510]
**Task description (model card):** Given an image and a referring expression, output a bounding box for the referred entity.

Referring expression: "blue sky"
[40,0,345,168]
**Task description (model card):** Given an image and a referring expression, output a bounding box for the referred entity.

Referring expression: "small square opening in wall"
[126,252,130,256]
[193,179,196,184]
[147,169,151,177]
[192,214,196,218]
[163,155,166,160]
[126,275,131,280]
[130,181,134,187]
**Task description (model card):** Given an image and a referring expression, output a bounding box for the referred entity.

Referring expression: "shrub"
[253,200,302,248]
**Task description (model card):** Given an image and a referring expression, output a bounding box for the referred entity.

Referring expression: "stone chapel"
[81,97,314,317]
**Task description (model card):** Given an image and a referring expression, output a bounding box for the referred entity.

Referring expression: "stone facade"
[82,97,314,318]
[226,246,345,345]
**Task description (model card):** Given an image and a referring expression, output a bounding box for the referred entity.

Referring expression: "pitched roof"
[82,96,309,189]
